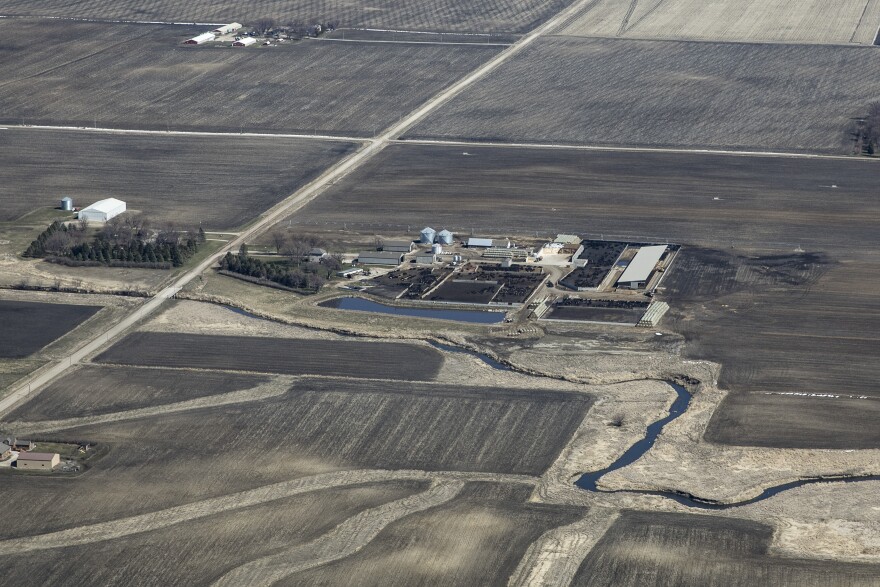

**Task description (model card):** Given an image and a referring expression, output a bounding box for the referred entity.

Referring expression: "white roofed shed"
[78,198,126,223]
[617,245,666,289]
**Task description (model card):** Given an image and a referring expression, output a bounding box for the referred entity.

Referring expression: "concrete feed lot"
[0,128,355,229]
[95,332,445,381]
[0,20,500,136]
[283,482,586,586]
[290,142,880,447]
[571,510,880,586]
[560,0,880,44]
[0,0,571,33]
[0,300,101,358]
[0,481,427,586]
[406,36,880,153]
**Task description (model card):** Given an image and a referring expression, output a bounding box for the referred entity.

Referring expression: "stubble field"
[406,36,880,153]
[0,299,101,358]
[0,128,355,228]
[571,510,880,586]
[0,20,500,136]
[94,332,445,381]
[0,0,571,33]
[559,0,880,45]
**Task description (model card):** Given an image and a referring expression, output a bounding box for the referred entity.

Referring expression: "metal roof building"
[78,198,126,223]
[184,32,215,44]
[16,452,60,470]
[213,22,242,34]
[467,238,493,248]
[381,240,414,253]
[617,245,666,289]
[233,37,257,47]
[358,251,404,265]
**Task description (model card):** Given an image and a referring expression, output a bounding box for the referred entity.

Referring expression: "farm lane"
[0,471,532,554]
[212,480,466,586]
[0,0,612,416]
[2,375,295,435]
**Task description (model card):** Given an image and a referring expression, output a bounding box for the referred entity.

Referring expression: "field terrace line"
[0,0,614,416]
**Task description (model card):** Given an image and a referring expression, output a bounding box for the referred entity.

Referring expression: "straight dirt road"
[0,0,605,416]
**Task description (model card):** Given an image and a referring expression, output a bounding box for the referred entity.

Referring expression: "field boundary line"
[212,480,466,586]
[3,124,370,143]
[311,37,511,47]
[0,15,223,26]
[392,138,879,161]
[0,470,534,554]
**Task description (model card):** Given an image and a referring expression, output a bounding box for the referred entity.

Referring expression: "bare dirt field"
[0,299,101,358]
[405,36,880,153]
[0,481,427,586]
[0,20,500,136]
[0,127,355,228]
[4,365,269,420]
[571,510,880,586]
[0,0,571,33]
[559,0,880,45]
[94,332,445,381]
[283,482,587,586]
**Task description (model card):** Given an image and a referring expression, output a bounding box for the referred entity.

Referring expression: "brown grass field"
[406,36,880,153]
[0,19,500,136]
[0,0,571,33]
[571,510,880,586]
[0,127,355,229]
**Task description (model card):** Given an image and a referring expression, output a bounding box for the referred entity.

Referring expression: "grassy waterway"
[320,296,506,324]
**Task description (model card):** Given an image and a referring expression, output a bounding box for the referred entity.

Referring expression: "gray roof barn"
[358,251,404,265]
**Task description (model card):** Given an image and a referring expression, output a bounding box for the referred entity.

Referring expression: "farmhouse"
[213,23,242,35]
[306,248,328,263]
[0,443,11,460]
[16,452,60,471]
[358,251,404,265]
[233,37,257,47]
[382,240,415,253]
[78,198,126,223]
[183,32,215,45]
[10,439,34,451]
[617,245,667,289]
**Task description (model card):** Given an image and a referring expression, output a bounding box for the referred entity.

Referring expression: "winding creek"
[220,303,880,508]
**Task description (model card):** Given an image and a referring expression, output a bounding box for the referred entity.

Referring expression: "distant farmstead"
[78,198,126,223]
[16,452,60,471]
[183,32,216,45]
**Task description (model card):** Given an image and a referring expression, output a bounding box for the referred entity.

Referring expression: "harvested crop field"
[4,365,269,421]
[283,482,586,586]
[704,392,880,449]
[0,20,500,136]
[0,300,101,358]
[406,37,880,153]
[571,510,880,586]
[0,128,355,228]
[94,332,444,381]
[0,0,571,33]
[560,0,880,45]
[0,481,427,586]
[290,143,880,250]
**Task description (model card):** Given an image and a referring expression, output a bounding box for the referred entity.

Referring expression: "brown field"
[0,20,500,136]
[0,127,355,229]
[94,332,444,381]
[571,510,880,586]
[406,37,880,153]
[559,0,880,45]
[0,0,570,33]
[0,481,427,586]
[4,365,268,421]
[284,482,587,586]
[0,299,101,358]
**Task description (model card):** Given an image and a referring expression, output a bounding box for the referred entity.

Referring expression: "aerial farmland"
[1,0,879,584]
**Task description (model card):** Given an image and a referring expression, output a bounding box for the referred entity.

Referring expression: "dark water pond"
[320,297,506,324]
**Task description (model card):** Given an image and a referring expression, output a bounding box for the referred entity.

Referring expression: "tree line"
[24,216,205,268]
[853,102,880,155]
[219,244,340,292]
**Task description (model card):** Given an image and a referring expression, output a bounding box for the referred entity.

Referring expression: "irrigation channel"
[220,303,880,508]
[319,297,506,324]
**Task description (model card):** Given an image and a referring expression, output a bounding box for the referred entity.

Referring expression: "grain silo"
[60,197,73,211]
[437,229,453,245]
[431,243,442,255]
[420,227,436,244]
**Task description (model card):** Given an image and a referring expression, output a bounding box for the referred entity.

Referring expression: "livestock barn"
[78,198,126,223]
[358,251,404,265]
[381,240,415,253]
[213,23,242,35]
[183,32,215,45]
[616,245,667,289]
[233,37,257,47]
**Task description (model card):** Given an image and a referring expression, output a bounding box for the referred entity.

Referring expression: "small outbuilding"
[306,248,328,263]
[183,32,216,44]
[16,452,60,471]
[381,240,415,253]
[415,253,436,265]
[233,37,257,47]
[78,198,126,223]
[337,267,364,278]
[358,251,404,266]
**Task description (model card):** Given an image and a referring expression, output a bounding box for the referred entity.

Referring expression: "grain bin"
[437,229,453,245]
[60,197,73,211]
[420,227,436,244]
[431,243,442,254]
